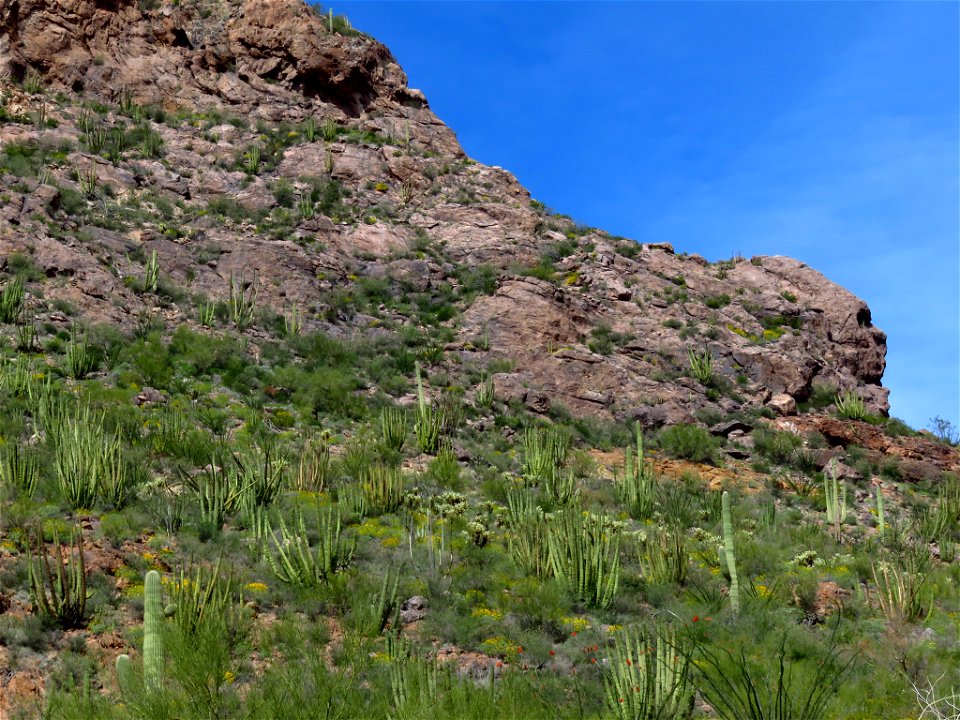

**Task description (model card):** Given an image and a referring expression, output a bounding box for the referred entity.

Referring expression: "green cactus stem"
[877,484,885,536]
[115,653,133,694]
[721,491,740,614]
[143,569,163,691]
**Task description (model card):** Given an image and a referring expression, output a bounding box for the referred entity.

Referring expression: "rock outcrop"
[0,0,890,422]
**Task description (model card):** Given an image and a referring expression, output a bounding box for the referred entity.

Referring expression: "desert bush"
[656,424,719,464]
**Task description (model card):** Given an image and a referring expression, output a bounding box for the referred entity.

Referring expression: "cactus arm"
[115,654,133,695]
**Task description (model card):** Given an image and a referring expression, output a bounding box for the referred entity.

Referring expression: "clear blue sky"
[332,1,960,432]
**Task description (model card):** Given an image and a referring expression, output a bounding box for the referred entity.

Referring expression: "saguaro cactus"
[721,491,740,614]
[115,653,133,694]
[143,569,163,690]
[115,569,165,695]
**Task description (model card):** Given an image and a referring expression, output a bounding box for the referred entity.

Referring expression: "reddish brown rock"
[0,0,893,427]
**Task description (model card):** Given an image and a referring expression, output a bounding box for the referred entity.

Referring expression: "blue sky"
[333,1,960,432]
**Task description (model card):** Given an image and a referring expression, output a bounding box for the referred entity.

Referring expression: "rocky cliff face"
[0,0,888,422]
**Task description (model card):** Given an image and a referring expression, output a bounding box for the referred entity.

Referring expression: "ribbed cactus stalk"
[618,421,654,519]
[414,362,444,454]
[143,569,163,691]
[604,624,693,719]
[721,491,740,614]
[547,507,620,608]
[115,653,133,694]
[876,484,885,536]
[824,459,846,538]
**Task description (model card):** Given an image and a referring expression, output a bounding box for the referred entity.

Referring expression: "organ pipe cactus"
[547,506,620,608]
[27,527,88,629]
[144,250,159,293]
[414,362,444,454]
[637,527,688,586]
[380,406,407,452]
[265,505,356,586]
[618,421,655,519]
[603,624,694,720]
[522,425,570,484]
[721,491,740,614]
[506,488,550,578]
[824,458,846,538]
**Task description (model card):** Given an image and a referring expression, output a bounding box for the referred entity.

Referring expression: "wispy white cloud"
[633,7,959,428]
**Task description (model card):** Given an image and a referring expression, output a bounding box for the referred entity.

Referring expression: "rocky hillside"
[0,0,889,425]
[1,3,959,719]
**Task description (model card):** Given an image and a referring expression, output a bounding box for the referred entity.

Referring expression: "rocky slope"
[0,0,889,426]
[1,3,959,717]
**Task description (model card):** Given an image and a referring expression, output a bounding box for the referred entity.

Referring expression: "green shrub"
[752,425,802,465]
[7,252,44,282]
[427,446,462,490]
[122,334,172,388]
[275,364,365,420]
[456,264,498,297]
[656,424,719,464]
[883,417,916,438]
[798,381,837,412]
[588,324,633,355]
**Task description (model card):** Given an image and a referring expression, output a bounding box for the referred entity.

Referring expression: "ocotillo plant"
[720,491,740,614]
[618,421,655,519]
